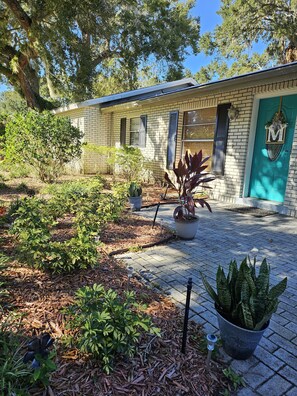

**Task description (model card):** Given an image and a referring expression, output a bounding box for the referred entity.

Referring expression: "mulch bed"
[1,256,228,396]
[100,214,174,255]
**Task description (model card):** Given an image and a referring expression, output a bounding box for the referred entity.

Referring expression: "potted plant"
[164,150,214,239]
[200,257,287,359]
[128,181,142,211]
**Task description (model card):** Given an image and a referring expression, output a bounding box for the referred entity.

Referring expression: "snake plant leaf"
[216,266,232,311]
[254,313,272,331]
[256,259,270,293]
[235,260,246,302]
[268,277,287,300]
[242,303,254,329]
[243,267,256,296]
[200,271,220,306]
[241,279,250,304]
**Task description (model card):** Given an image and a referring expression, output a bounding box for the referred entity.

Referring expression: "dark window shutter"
[120,118,126,146]
[212,103,231,175]
[167,111,179,169]
[139,115,147,147]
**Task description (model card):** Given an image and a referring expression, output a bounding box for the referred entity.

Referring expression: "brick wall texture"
[59,75,297,217]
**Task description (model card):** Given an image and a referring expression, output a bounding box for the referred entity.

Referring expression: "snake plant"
[128,182,142,197]
[200,257,287,330]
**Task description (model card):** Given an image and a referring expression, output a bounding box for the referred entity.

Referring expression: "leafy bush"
[200,257,287,330]
[65,284,160,373]
[43,178,104,213]
[87,144,147,182]
[5,110,83,183]
[10,198,54,264]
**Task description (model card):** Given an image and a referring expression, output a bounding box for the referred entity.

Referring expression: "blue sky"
[184,0,222,73]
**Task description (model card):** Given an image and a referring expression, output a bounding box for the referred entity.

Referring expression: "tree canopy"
[196,0,297,83]
[0,0,199,110]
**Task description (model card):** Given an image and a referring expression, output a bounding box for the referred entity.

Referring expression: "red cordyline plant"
[164,150,215,221]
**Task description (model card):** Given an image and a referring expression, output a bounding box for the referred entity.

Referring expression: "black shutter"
[139,115,147,147]
[167,111,179,169]
[120,118,126,146]
[212,103,231,175]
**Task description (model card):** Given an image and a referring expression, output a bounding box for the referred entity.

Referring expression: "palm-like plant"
[164,150,215,220]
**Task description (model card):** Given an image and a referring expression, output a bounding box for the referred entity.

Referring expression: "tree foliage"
[5,111,83,182]
[0,0,199,110]
[197,0,297,82]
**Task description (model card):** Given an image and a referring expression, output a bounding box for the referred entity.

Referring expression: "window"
[129,115,147,147]
[182,108,217,167]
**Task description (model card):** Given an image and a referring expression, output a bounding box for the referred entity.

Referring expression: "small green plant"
[128,181,142,197]
[65,284,160,373]
[223,367,245,391]
[200,257,287,330]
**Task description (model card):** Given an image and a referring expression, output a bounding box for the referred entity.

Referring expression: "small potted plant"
[164,150,214,239]
[128,181,142,211]
[200,257,287,359]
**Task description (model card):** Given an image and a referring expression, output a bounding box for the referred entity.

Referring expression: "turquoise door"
[249,94,297,202]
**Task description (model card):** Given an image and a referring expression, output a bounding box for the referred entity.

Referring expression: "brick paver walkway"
[117,201,297,396]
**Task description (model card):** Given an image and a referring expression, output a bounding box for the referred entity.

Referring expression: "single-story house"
[54,62,297,217]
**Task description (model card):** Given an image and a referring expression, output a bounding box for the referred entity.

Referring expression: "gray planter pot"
[129,196,142,211]
[217,310,268,360]
[174,216,199,240]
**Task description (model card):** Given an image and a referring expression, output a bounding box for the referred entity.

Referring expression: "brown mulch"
[100,214,174,255]
[2,256,227,396]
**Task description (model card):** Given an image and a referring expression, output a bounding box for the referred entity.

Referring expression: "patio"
[117,201,297,396]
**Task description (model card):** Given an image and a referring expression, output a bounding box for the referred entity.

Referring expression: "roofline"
[53,77,197,114]
[103,61,297,111]
[54,62,297,114]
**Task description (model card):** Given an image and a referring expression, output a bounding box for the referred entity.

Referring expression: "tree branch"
[3,0,32,33]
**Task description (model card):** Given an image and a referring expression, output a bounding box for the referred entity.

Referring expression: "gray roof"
[82,78,197,107]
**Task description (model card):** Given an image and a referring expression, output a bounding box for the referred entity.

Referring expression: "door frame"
[243,87,297,199]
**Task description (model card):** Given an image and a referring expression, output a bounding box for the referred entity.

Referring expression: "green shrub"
[87,144,147,182]
[10,198,54,264]
[65,284,160,373]
[5,110,83,183]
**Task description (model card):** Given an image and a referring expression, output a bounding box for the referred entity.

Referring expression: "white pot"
[174,216,199,239]
[129,196,142,211]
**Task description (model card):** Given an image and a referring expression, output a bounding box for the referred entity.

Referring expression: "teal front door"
[249,94,297,202]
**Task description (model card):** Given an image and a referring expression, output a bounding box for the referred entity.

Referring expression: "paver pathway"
[117,201,297,396]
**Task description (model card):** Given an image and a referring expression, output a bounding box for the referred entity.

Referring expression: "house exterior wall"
[107,76,297,216]
[57,107,110,174]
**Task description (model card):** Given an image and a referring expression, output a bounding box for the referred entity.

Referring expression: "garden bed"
[0,176,229,395]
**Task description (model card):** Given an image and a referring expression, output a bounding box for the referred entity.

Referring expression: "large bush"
[5,110,83,183]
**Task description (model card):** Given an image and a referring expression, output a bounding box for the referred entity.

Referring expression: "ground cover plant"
[0,175,229,395]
